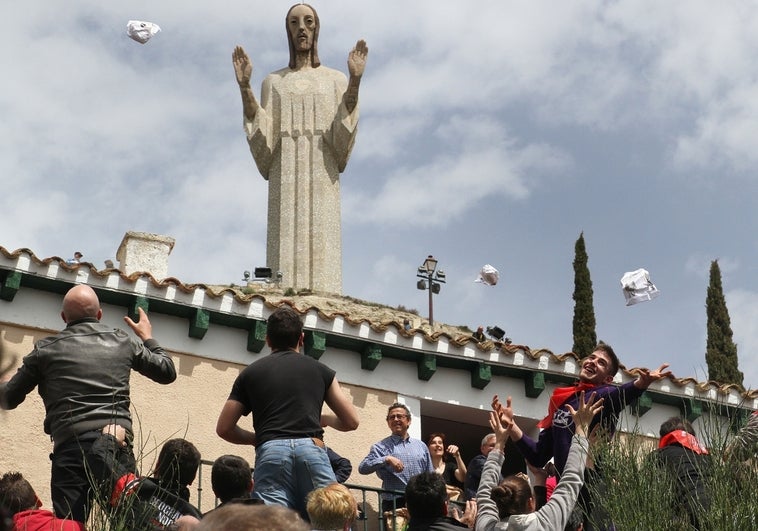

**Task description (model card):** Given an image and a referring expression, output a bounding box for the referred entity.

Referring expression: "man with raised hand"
[494,342,670,529]
[0,284,176,523]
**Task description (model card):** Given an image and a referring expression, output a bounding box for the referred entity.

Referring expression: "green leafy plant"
[586,409,757,530]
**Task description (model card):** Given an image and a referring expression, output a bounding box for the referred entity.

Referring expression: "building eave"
[1,244,755,418]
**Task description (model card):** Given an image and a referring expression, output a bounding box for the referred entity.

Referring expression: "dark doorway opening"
[420,400,531,483]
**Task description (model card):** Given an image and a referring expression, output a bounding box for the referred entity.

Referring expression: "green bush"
[586,414,757,530]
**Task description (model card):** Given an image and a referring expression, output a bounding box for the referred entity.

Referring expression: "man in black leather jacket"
[0,284,177,524]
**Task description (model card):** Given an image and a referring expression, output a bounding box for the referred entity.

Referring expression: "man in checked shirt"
[358,403,434,512]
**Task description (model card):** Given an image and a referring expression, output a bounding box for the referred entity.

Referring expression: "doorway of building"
[419,399,530,481]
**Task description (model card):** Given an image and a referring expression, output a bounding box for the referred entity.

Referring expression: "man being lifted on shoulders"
[215,306,359,520]
[494,342,670,529]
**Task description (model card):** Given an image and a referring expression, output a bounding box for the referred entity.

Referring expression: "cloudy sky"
[2,1,757,391]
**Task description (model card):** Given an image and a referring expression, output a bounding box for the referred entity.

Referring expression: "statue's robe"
[245,66,358,293]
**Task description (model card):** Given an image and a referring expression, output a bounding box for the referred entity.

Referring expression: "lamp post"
[416,255,446,326]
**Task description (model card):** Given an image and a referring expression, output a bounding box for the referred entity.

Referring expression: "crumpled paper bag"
[620,268,660,306]
[475,264,499,286]
[127,20,161,44]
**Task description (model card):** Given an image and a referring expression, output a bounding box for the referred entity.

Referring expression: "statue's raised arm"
[233,45,259,122]
[344,39,368,114]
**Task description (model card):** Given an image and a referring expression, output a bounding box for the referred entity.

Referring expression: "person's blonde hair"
[306,483,357,530]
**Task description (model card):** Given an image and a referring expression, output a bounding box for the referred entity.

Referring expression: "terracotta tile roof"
[1,244,756,408]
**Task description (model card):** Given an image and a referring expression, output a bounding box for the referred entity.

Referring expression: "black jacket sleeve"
[328,447,353,483]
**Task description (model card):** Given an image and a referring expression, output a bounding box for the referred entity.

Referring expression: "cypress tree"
[705,260,743,386]
[572,232,597,358]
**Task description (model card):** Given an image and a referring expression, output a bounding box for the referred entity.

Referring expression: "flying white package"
[475,264,499,286]
[127,20,161,44]
[620,268,660,306]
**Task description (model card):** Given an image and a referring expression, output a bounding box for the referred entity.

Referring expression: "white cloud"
[685,255,740,280]
[0,193,70,254]
[601,1,758,174]
[727,289,758,390]
[355,254,418,308]
[675,86,758,174]
[343,114,569,227]
[351,113,430,162]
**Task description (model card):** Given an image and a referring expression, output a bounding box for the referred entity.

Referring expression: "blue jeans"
[253,438,336,519]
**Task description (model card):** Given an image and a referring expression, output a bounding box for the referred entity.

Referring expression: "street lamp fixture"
[423,255,438,274]
[416,254,446,325]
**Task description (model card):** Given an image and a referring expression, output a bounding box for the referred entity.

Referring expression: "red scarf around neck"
[538,382,597,429]
[658,430,709,455]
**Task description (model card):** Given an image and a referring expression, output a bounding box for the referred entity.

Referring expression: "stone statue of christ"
[234,3,368,294]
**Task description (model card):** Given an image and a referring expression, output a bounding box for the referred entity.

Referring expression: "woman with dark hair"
[427,433,467,498]
[475,392,603,531]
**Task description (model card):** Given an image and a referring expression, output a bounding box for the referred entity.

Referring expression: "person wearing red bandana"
[493,342,671,530]
[651,417,711,529]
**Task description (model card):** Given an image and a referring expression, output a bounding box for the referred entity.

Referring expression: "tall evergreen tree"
[705,260,743,386]
[572,232,597,358]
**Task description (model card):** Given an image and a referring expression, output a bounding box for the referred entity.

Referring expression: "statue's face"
[288,4,316,52]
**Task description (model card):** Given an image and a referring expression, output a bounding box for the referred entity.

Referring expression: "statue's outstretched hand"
[348,39,368,77]
[233,45,253,87]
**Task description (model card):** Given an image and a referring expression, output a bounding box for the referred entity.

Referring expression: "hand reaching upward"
[124,307,153,342]
[491,394,513,425]
[488,410,510,453]
[565,391,604,438]
[633,363,672,389]
[491,394,526,441]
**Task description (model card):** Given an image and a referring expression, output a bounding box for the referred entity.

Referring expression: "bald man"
[0,284,177,524]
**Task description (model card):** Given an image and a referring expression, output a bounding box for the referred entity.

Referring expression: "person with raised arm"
[493,343,670,529]
[0,285,176,523]
[476,392,603,531]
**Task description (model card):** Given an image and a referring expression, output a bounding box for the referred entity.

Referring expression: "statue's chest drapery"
[269,70,340,138]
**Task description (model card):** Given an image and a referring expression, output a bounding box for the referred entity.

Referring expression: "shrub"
[586,412,757,530]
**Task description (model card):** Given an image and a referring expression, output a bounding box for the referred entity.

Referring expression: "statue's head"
[286,3,321,69]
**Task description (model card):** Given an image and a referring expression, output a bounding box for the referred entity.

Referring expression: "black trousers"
[50,431,111,523]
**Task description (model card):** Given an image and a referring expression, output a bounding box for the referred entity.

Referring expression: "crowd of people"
[3,1,756,528]
[2,282,756,531]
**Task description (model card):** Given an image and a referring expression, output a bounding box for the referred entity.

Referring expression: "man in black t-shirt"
[215,306,359,519]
